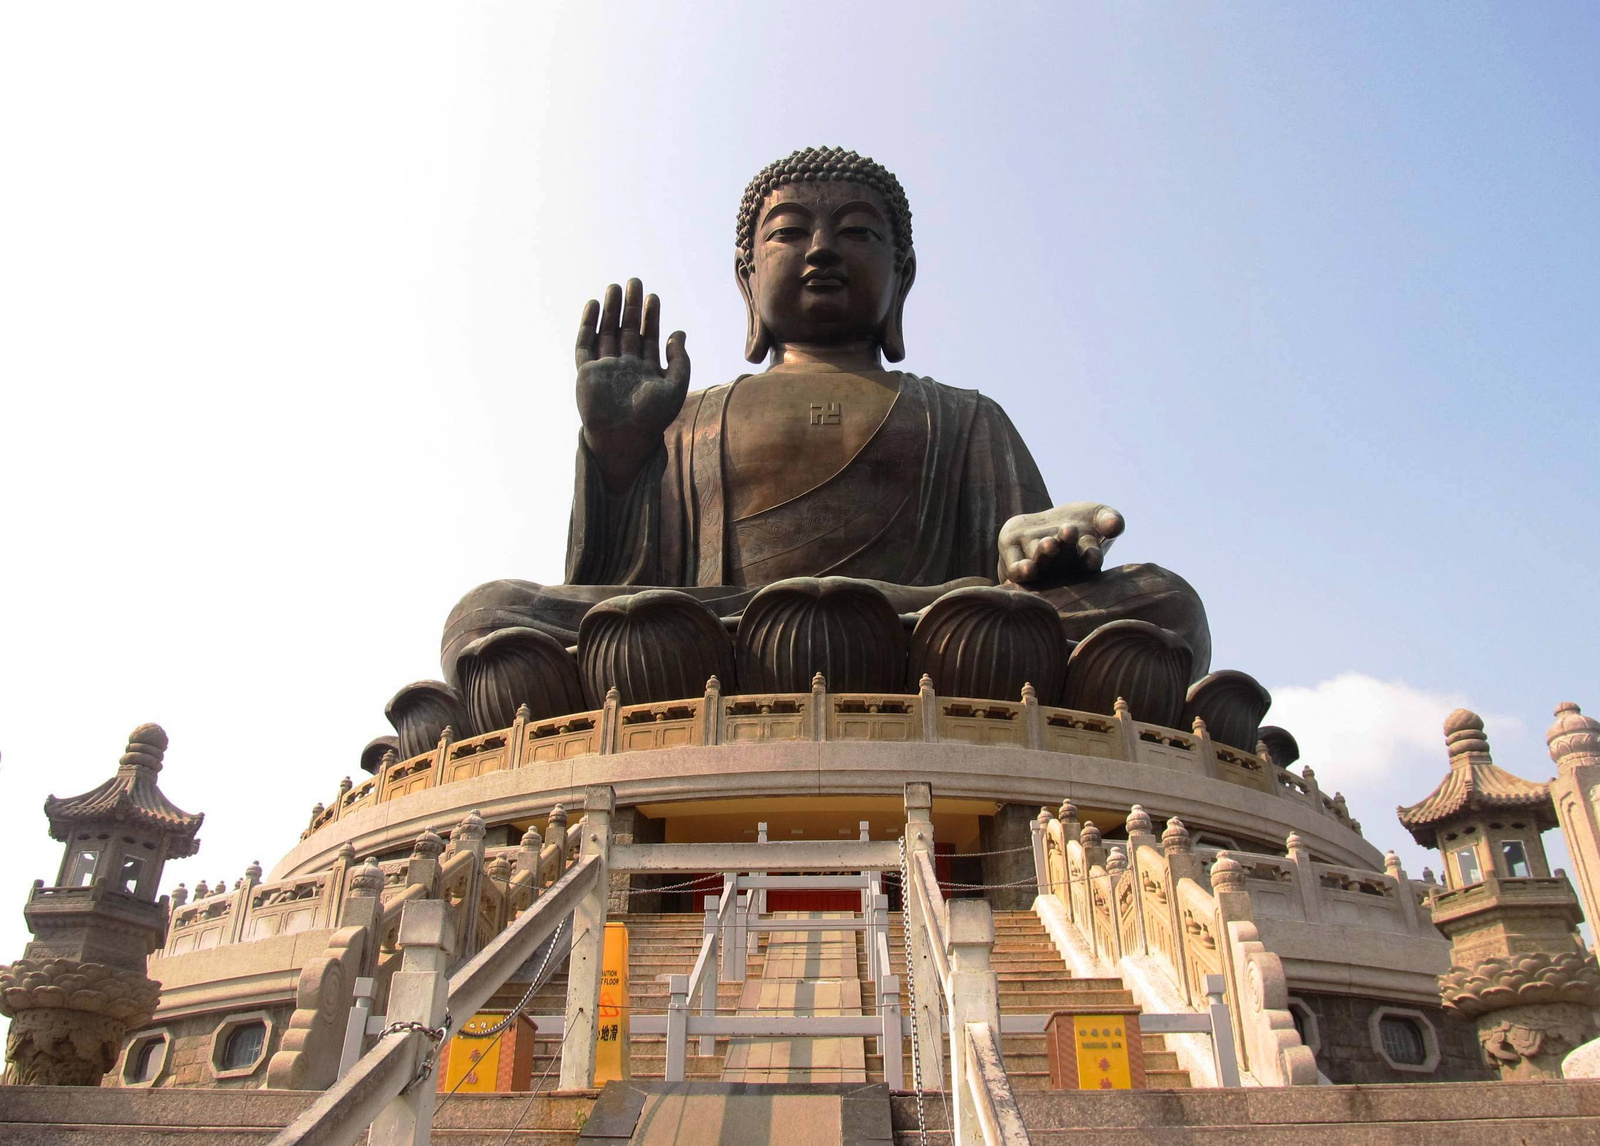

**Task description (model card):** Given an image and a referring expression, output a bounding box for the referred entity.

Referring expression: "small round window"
[221,1021,266,1070]
[1379,1016,1426,1066]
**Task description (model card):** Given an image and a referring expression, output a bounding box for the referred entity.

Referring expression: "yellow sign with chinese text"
[1073,1014,1132,1090]
[443,1013,506,1093]
[595,921,630,1082]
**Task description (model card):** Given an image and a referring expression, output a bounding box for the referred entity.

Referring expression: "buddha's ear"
[880,250,916,364]
[736,257,772,365]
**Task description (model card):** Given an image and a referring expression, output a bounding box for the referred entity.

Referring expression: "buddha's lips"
[802,273,847,290]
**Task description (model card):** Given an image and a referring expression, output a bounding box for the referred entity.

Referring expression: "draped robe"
[441,372,1210,681]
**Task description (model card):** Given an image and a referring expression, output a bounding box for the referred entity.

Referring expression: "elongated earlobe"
[736,258,772,364]
[880,251,916,363]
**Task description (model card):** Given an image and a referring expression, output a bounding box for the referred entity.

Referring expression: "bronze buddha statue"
[415,148,1221,749]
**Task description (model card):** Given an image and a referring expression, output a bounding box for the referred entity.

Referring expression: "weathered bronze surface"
[442,147,1210,702]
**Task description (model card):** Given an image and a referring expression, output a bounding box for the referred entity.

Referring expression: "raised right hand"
[575,278,690,492]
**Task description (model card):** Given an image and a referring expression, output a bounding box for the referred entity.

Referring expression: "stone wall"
[607,806,665,914]
[1293,991,1492,1085]
[116,1003,293,1090]
[980,804,1038,911]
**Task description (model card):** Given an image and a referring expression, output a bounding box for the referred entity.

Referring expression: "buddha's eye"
[766,225,807,241]
[840,226,880,241]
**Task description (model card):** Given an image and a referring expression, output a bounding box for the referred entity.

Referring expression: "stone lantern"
[1396,708,1600,1079]
[0,723,203,1085]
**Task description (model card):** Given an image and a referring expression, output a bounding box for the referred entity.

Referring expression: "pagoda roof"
[1397,709,1554,847]
[45,724,203,856]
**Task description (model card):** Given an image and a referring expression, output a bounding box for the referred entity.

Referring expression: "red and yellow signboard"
[1044,1009,1146,1090]
[437,1010,537,1093]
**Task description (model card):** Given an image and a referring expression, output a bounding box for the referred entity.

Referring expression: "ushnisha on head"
[735,146,917,364]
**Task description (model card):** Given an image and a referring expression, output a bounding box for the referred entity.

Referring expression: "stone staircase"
[879,908,1191,1096]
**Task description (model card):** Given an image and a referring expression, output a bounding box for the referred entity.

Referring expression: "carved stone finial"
[705,674,722,694]
[1445,708,1490,761]
[338,776,352,795]
[919,673,934,691]
[812,671,827,691]
[1038,806,1054,824]
[349,858,385,897]
[1021,682,1038,704]
[1286,831,1304,852]
[244,860,263,884]
[1192,716,1208,737]
[604,686,620,706]
[412,828,445,859]
[338,842,356,863]
[1384,851,1402,875]
[548,803,568,828]
[1549,702,1600,765]
[1422,866,1436,884]
[193,879,209,899]
[1162,817,1192,855]
[170,883,188,907]
[1106,846,1128,875]
[1301,765,1316,783]
[1059,800,1078,825]
[437,725,455,748]
[1211,851,1245,894]
[521,824,543,849]
[456,809,487,844]
[380,748,398,770]
[119,723,169,773]
[516,702,532,722]
[485,855,512,882]
[1079,820,1102,849]
[1125,804,1153,836]
[1114,696,1132,719]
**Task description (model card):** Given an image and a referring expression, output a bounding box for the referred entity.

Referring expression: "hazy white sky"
[2,3,1597,977]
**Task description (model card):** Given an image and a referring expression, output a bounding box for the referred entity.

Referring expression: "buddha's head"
[736,147,916,364]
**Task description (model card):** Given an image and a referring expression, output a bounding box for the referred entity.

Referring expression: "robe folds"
[565,372,1052,589]
[441,372,1211,683]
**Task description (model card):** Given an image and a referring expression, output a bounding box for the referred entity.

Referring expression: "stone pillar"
[981,803,1037,911]
[1548,702,1600,930]
[607,807,665,915]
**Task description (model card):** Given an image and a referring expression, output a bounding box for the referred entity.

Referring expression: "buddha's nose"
[805,233,841,266]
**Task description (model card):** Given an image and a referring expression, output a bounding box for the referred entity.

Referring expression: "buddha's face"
[746,181,901,349]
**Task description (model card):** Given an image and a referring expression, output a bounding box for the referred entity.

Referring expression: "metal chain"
[456,918,566,1041]
[378,1016,452,1094]
[898,835,929,1146]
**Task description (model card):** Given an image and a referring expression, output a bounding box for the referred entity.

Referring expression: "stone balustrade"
[301,677,1361,843]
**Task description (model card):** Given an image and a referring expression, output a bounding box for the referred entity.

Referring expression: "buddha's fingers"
[641,293,662,367]
[1076,535,1104,573]
[597,283,623,359]
[1094,506,1125,540]
[664,331,691,397]
[575,299,600,368]
[620,279,644,358]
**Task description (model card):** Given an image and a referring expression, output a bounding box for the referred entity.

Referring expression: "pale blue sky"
[1,3,1596,957]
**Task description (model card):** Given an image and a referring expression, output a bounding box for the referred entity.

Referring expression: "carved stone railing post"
[407,829,444,899]
[430,726,455,789]
[558,785,614,1090]
[1123,807,1156,956]
[1114,696,1139,761]
[325,843,356,929]
[1021,682,1043,750]
[1059,801,1080,845]
[1030,807,1052,897]
[539,805,568,889]
[946,899,1000,1146]
[450,811,488,957]
[227,860,263,944]
[1192,716,1220,780]
[811,672,828,741]
[1284,832,1322,924]
[702,676,722,745]
[376,749,399,803]
[507,703,531,770]
[1079,821,1106,960]
[918,674,939,742]
[1103,847,1128,963]
[902,782,943,1084]
[1376,852,1418,932]
[369,900,455,1146]
[333,777,353,822]
[1161,818,1197,1002]
[599,687,621,755]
